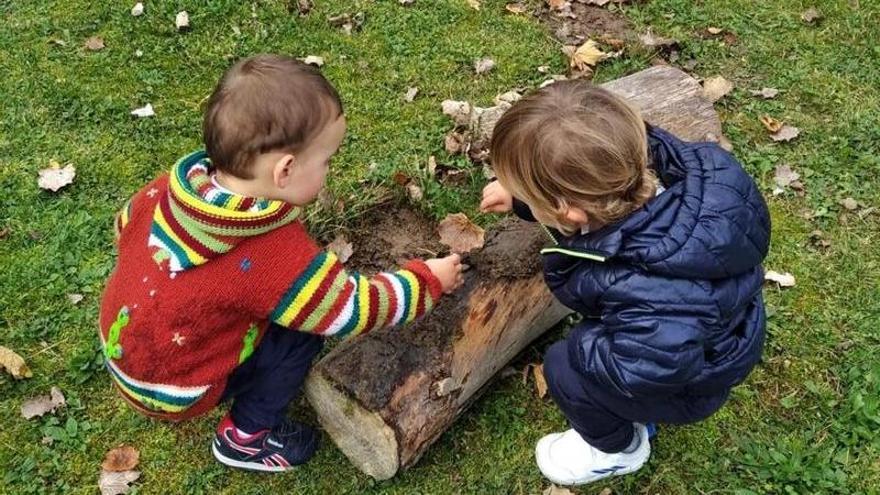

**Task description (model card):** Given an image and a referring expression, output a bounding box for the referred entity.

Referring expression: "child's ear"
[272,154,297,188]
[563,206,589,227]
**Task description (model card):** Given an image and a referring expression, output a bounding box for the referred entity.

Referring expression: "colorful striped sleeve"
[113,198,134,241]
[270,251,443,338]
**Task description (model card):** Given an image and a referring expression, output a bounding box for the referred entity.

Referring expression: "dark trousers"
[543,340,729,453]
[221,323,324,433]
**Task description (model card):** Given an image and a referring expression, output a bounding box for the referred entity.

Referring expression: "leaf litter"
[765,270,796,288]
[702,75,734,102]
[438,213,485,254]
[1,345,33,379]
[21,386,66,419]
[37,159,76,192]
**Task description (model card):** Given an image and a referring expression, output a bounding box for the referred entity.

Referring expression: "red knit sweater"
[99,152,442,421]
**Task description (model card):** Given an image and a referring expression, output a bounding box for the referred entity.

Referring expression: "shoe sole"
[535,435,650,486]
[211,441,291,473]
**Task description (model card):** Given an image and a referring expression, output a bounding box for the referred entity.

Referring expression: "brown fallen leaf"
[765,270,796,288]
[760,115,784,133]
[750,87,779,99]
[809,230,832,250]
[21,387,66,419]
[99,470,140,495]
[102,445,140,472]
[37,160,76,192]
[570,39,607,71]
[534,363,548,398]
[441,100,472,127]
[404,86,419,102]
[598,488,613,495]
[707,26,723,35]
[297,0,314,15]
[546,0,567,9]
[327,235,354,263]
[444,131,465,155]
[702,75,734,102]
[467,0,481,10]
[585,0,612,5]
[770,125,800,142]
[84,36,105,51]
[840,197,859,211]
[399,0,415,5]
[438,213,485,254]
[474,57,496,74]
[801,7,823,23]
[0,345,32,379]
[328,12,365,35]
[505,3,527,14]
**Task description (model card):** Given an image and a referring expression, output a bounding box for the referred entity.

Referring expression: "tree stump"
[304,66,724,480]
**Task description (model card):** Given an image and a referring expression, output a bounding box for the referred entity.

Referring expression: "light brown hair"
[490,80,656,235]
[203,54,343,179]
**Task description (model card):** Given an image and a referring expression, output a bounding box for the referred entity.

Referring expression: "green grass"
[1,0,879,493]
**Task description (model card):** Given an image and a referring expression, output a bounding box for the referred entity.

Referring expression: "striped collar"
[147,151,301,272]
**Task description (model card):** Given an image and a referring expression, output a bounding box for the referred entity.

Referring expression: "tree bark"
[304,66,724,480]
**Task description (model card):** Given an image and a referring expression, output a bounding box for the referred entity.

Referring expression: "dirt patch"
[540,3,636,46]
[318,204,552,411]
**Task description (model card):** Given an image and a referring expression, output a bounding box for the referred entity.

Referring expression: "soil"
[540,3,636,46]
[319,204,551,411]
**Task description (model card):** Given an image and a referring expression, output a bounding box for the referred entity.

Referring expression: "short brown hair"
[490,80,656,235]
[203,54,343,179]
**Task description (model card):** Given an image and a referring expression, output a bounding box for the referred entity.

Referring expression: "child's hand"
[480,181,513,213]
[425,254,464,294]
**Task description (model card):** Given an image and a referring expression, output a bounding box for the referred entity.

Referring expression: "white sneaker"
[535,424,650,485]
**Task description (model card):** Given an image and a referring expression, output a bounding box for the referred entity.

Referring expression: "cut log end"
[304,373,399,480]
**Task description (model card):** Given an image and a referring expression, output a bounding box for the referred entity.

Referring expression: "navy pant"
[221,323,324,433]
[543,340,729,453]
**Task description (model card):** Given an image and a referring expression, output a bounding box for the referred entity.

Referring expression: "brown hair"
[203,54,343,179]
[490,80,656,235]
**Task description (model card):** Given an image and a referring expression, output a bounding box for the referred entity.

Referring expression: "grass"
[1,0,879,493]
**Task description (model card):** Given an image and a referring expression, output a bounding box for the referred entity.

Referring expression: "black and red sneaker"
[212,414,319,472]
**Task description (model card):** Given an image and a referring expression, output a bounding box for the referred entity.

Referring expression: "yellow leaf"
[760,115,784,133]
[534,363,548,398]
[570,39,607,71]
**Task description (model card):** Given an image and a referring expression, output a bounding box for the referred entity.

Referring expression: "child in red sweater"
[99,54,463,472]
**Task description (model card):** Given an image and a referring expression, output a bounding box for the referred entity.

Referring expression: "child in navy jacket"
[481,80,770,485]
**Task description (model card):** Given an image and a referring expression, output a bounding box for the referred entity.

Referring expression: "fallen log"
[304,66,724,480]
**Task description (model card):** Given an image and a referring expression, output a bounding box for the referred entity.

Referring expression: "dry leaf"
[84,36,105,51]
[770,125,800,142]
[638,30,678,49]
[760,115,784,133]
[102,445,140,472]
[404,86,419,102]
[840,197,859,211]
[427,155,438,175]
[441,100,472,127]
[21,387,66,419]
[765,270,796,288]
[297,0,314,14]
[543,485,576,495]
[505,3,527,14]
[801,7,823,23]
[570,39,607,71]
[533,364,548,398]
[300,55,324,67]
[130,103,155,118]
[130,2,144,16]
[474,57,495,74]
[598,489,613,495]
[38,161,76,192]
[399,0,416,5]
[707,26,723,35]
[773,164,800,188]
[702,75,734,102]
[467,0,481,10]
[0,345,32,379]
[438,213,485,253]
[327,235,354,263]
[494,90,522,105]
[750,87,779,99]
[406,183,424,202]
[546,0,567,9]
[175,11,190,31]
[67,293,84,305]
[444,131,465,155]
[99,470,140,495]
[585,0,611,5]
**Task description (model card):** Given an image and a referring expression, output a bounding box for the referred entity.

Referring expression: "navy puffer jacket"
[537,126,770,400]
